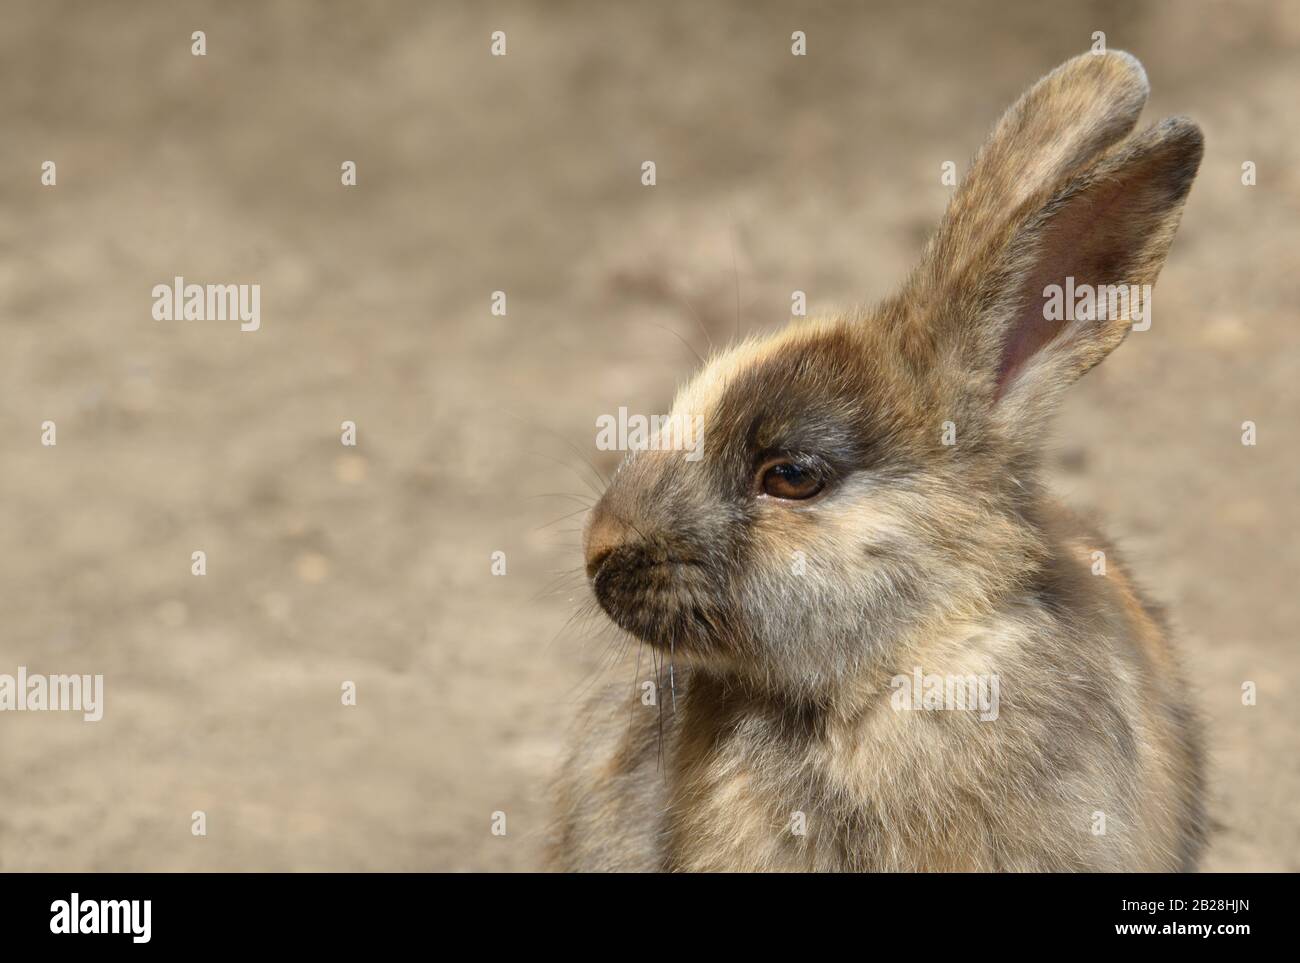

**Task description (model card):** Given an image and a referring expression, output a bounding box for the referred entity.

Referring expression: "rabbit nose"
[585,507,634,579]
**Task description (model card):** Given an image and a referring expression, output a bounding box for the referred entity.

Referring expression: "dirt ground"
[0,1,1296,871]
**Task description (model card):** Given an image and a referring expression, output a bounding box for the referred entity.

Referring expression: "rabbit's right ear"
[897,52,1201,445]
[920,51,1151,288]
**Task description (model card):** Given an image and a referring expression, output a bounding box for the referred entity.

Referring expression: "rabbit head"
[584,51,1201,698]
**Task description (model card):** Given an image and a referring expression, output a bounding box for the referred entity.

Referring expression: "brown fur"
[551,51,1205,872]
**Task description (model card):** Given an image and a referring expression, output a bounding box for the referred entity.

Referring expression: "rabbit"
[549,50,1206,872]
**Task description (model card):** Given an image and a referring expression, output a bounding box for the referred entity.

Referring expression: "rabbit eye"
[759,461,824,500]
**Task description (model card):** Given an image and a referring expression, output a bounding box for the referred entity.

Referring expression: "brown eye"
[760,461,824,500]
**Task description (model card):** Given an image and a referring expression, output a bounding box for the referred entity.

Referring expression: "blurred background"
[0,0,1296,871]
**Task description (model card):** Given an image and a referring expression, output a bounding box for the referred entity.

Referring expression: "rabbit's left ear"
[902,59,1202,439]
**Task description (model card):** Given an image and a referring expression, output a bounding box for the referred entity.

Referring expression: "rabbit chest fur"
[552,507,1204,872]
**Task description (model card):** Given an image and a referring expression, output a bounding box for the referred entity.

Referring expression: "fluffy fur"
[550,51,1205,872]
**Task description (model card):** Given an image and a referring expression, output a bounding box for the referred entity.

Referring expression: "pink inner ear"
[992,184,1122,399]
[994,299,1068,398]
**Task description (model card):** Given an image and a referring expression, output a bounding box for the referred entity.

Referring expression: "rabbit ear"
[901,53,1202,440]
[983,119,1202,406]
[923,51,1151,289]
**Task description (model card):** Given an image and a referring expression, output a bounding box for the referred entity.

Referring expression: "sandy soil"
[0,0,1296,871]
